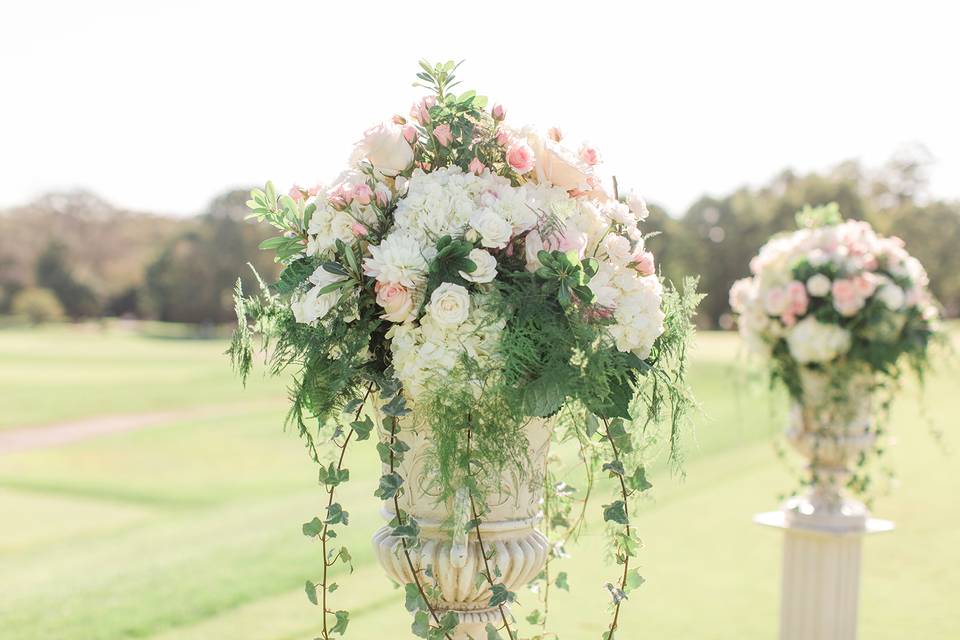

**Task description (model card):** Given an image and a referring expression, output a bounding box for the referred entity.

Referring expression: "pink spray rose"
[351,223,368,237]
[402,124,417,144]
[410,96,436,124]
[852,274,877,298]
[375,282,414,323]
[832,278,864,317]
[352,183,372,206]
[374,183,391,208]
[506,140,536,174]
[495,127,512,147]
[468,157,485,175]
[633,250,656,276]
[578,143,601,166]
[491,104,506,121]
[433,124,453,147]
[786,281,809,317]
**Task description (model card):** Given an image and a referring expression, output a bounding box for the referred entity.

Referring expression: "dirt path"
[0,402,280,455]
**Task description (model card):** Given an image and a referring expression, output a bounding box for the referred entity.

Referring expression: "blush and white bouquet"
[231,60,699,639]
[729,203,941,409]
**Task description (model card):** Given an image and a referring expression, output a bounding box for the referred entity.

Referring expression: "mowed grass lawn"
[0,324,957,639]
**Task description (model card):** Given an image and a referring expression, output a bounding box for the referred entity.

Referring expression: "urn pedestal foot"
[755,508,893,640]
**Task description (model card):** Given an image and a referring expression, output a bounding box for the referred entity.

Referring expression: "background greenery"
[2,147,958,328]
[1,324,956,639]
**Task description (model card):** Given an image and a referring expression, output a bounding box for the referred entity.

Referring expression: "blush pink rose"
[506,140,536,174]
[410,96,436,124]
[374,183,391,208]
[351,223,368,237]
[763,287,789,316]
[468,157,485,175]
[495,127,512,147]
[852,274,877,298]
[375,282,414,323]
[786,281,809,316]
[288,185,305,202]
[402,124,417,144]
[633,250,655,276]
[352,183,372,206]
[578,144,601,166]
[433,124,453,147]
[832,278,865,317]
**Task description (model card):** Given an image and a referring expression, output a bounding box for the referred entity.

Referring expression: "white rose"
[876,284,905,310]
[626,190,650,221]
[526,131,591,190]
[290,286,339,325]
[806,274,831,297]
[468,208,513,249]
[428,283,471,327]
[354,122,414,176]
[460,249,498,283]
[785,316,852,364]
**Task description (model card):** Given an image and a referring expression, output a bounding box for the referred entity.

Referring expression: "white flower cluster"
[730,218,938,364]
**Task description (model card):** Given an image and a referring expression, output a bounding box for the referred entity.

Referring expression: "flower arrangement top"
[230,61,699,639]
[729,203,941,397]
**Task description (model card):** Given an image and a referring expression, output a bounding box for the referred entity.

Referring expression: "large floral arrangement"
[231,61,699,639]
[729,203,942,480]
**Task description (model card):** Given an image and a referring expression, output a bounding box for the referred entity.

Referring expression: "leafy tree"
[11,287,64,324]
[35,241,100,318]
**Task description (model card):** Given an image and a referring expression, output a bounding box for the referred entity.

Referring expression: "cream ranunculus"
[459,248,498,283]
[526,130,591,190]
[354,122,414,176]
[428,282,471,327]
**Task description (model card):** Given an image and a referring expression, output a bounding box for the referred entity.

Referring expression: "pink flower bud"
[633,250,655,276]
[547,127,563,142]
[351,223,368,237]
[392,114,406,125]
[492,104,506,121]
[495,127,511,147]
[578,143,600,166]
[433,124,453,147]
[288,185,305,202]
[468,157,485,175]
[352,183,372,206]
[402,124,417,144]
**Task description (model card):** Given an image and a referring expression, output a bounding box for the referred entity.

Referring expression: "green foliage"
[11,287,64,325]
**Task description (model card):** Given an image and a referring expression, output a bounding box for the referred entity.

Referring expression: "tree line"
[2,150,957,327]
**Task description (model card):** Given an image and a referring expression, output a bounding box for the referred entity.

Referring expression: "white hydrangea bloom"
[785,316,852,364]
[363,232,433,287]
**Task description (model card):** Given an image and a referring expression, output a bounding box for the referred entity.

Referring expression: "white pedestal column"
[755,510,893,640]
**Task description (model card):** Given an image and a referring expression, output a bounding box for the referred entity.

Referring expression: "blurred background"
[1,2,957,639]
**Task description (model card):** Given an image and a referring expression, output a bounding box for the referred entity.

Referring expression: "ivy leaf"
[438,611,459,632]
[602,500,629,525]
[325,503,349,525]
[374,472,405,500]
[602,460,625,477]
[350,416,374,440]
[606,419,634,454]
[626,466,653,493]
[404,583,427,612]
[525,609,544,625]
[485,623,504,640]
[304,580,318,605]
[339,546,353,572]
[411,610,431,638]
[330,610,350,636]
[302,517,323,537]
[555,571,569,591]
[625,569,646,592]
[382,394,411,417]
[342,397,364,414]
[488,583,515,607]
[329,582,339,593]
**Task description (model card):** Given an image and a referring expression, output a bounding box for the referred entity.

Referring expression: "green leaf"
[350,416,373,440]
[374,472,405,500]
[382,394,411,417]
[485,623,503,640]
[603,500,629,525]
[304,580,318,605]
[330,610,350,635]
[521,373,566,417]
[487,583,514,607]
[325,503,349,525]
[404,583,427,612]
[302,517,323,537]
[411,610,431,638]
[626,466,653,493]
[581,257,599,278]
[602,460,625,477]
[329,582,339,592]
[273,258,314,294]
[321,261,349,276]
[438,611,460,632]
[555,571,569,591]
[606,418,634,454]
[525,608,544,625]
[625,569,646,591]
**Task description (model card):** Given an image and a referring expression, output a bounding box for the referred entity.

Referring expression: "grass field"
[0,324,957,639]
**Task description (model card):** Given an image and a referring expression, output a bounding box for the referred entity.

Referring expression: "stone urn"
[372,416,552,640]
[782,368,875,531]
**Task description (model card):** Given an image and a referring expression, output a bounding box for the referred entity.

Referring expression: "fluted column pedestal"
[755,510,893,640]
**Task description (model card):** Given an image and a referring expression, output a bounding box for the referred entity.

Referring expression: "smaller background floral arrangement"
[729,203,943,454]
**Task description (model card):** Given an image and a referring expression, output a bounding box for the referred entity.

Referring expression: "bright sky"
[2,1,958,216]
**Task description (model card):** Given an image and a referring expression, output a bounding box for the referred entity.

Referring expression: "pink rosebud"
[786,281,809,316]
[506,140,535,174]
[402,124,417,144]
[633,250,655,276]
[578,144,601,166]
[352,183,372,206]
[468,157,485,175]
[495,127,512,147]
[547,127,563,142]
[410,96,436,124]
[307,185,322,197]
[433,124,453,147]
[374,184,391,208]
[351,223,368,237]
[288,185,305,202]
[492,104,506,121]
[391,114,406,125]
